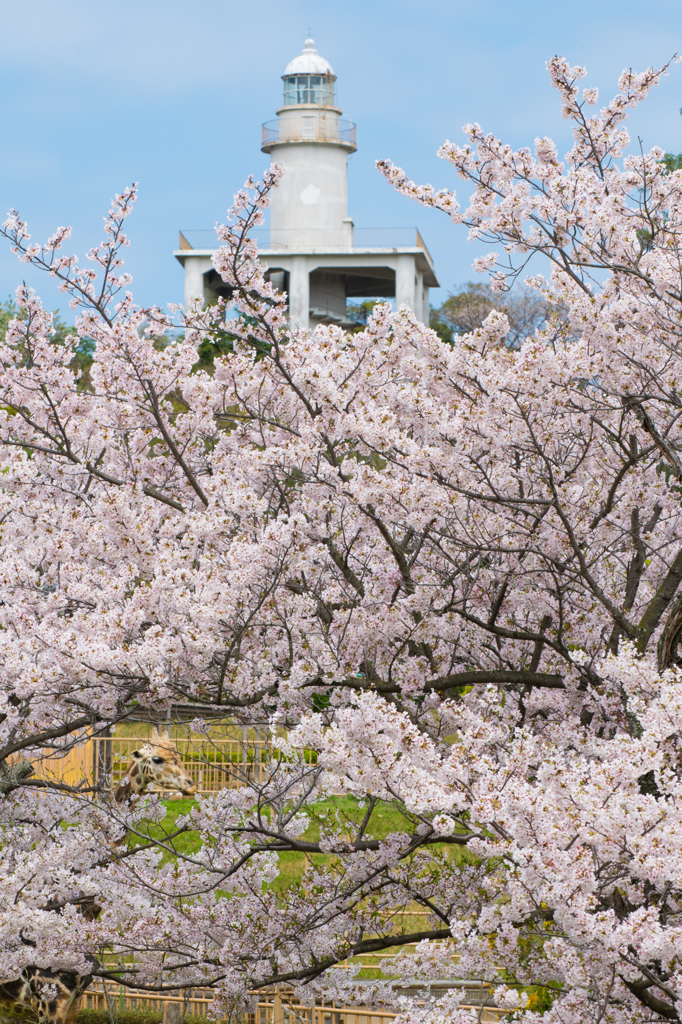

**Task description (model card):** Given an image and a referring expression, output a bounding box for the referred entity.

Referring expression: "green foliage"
[523,985,562,1014]
[311,691,331,712]
[661,153,682,174]
[194,329,235,372]
[193,316,271,373]
[76,1010,208,1024]
[346,300,381,332]
[77,1010,163,1024]
[428,306,454,343]
[636,227,654,252]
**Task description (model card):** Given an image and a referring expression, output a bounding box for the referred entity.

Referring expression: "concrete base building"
[175,39,439,329]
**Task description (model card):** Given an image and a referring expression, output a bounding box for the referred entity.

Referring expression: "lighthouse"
[175,39,439,328]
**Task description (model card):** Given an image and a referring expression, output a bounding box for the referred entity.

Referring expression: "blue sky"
[0,0,681,317]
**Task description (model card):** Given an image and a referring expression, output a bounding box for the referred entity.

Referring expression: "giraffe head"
[114,728,196,803]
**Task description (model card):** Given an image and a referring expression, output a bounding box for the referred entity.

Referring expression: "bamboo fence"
[85,980,499,1024]
[36,734,276,793]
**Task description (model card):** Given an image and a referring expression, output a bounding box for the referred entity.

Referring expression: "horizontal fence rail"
[85,981,499,1024]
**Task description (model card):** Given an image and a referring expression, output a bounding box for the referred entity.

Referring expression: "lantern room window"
[283,74,335,106]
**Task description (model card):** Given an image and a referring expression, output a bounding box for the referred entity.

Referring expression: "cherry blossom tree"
[3,54,682,1024]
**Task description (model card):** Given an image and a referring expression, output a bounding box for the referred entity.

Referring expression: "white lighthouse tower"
[264,39,354,242]
[175,38,439,328]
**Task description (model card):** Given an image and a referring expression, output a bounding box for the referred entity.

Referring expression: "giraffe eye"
[152,756,164,764]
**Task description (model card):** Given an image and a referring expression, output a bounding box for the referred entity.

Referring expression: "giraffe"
[0,729,197,1024]
[113,728,197,805]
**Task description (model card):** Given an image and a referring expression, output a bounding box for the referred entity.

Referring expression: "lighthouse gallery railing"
[261,116,356,147]
[178,227,432,258]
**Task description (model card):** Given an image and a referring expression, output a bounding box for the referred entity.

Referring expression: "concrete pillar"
[184,256,207,309]
[411,270,421,321]
[395,255,416,312]
[288,255,310,329]
[424,286,430,327]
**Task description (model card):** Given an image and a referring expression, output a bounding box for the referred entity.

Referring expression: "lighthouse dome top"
[284,39,334,77]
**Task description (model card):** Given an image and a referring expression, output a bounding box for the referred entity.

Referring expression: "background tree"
[430,280,551,346]
[0,296,71,345]
[0,295,94,385]
[346,298,383,331]
[662,152,682,173]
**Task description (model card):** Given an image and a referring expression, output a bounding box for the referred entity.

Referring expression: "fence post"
[95,728,112,793]
[163,1002,182,1024]
[273,988,283,1023]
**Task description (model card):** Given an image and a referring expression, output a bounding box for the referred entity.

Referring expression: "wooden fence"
[85,980,500,1024]
[36,734,279,794]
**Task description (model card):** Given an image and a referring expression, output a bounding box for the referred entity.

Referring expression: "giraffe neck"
[113,762,145,806]
[0,968,91,1024]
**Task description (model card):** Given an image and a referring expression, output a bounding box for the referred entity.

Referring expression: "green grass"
[129,793,470,872]
[127,797,199,858]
